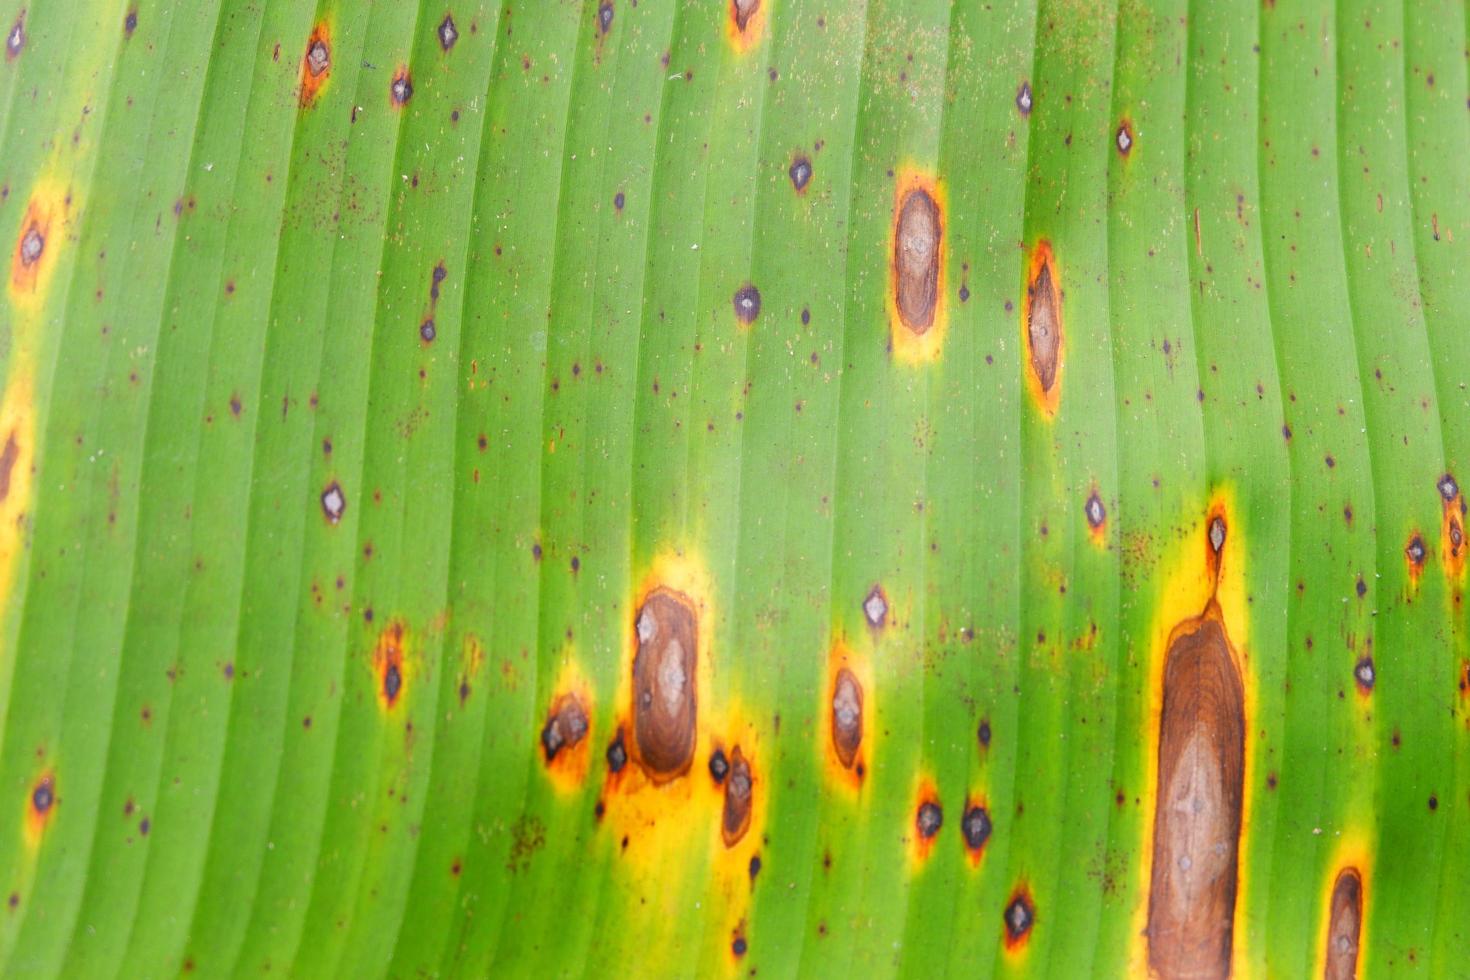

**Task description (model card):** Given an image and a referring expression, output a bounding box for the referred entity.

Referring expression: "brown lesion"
[1324,868,1362,980]
[632,588,698,781]
[1440,473,1466,581]
[1147,609,1245,980]
[830,667,863,769]
[893,188,941,335]
[11,200,52,293]
[721,746,753,846]
[0,432,18,502]
[372,620,407,712]
[541,693,589,762]
[731,0,760,31]
[1020,242,1063,415]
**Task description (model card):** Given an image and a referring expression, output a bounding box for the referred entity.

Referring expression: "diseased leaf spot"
[124,9,138,37]
[438,14,458,51]
[321,482,345,523]
[1208,516,1226,555]
[732,0,760,32]
[384,663,402,703]
[613,191,625,211]
[1324,869,1362,980]
[1438,473,1459,501]
[31,778,53,815]
[306,39,329,77]
[374,622,408,711]
[863,585,888,628]
[1016,81,1032,115]
[915,801,943,839]
[0,433,19,502]
[709,747,729,784]
[962,804,992,852]
[1406,534,1427,568]
[5,15,23,59]
[632,589,698,780]
[1004,891,1035,945]
[1147,616,1244,980]
[1026,258,1061,393]
[1353,657,1374,694]
[732,284,761,326]
[541,694,589,762]
[1085,491,1106,529]
[605,729,627,774]
[893,188,941,334]
[420,318,436,343]
[597,1,613,34]
[721,746,753,846]
[789,155,812,192]
[1116,120,1133,156]
[731,935,748,958]
[390,69,413,106]
[978,719,991,748]
[19,226,43,267]
[830,667,863,769]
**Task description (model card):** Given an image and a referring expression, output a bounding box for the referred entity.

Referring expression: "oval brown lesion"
[894,188,941,334]
[541,693,589,763]
[1324,868,1362,980]
[1027,261,1061,393]
[831,667,863,769]
[1147,615,1245,980]
[632,588,698,781]
[721,746,753,846]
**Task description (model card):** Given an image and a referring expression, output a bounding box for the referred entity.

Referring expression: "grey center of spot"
[863,590,887,626]
[833,684,859,728]
[307,41,329,76]
[1009,904,1027,931]
[20,229,42,264]
[7,25,20,52]
[1209,518,1225,553]
[1117,128,1132,152]
[439,18,458,48]
[637,608,657,644]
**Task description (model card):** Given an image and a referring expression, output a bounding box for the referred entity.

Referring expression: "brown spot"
[789,155,812,192]
[1147,614,1245,980]
[540,693,589,762]
[632,589,698,781]
[721,746,753,846]
[830,667,863,769]
[1324,868,1362,980]
[1003,888,1035,948]
[390,68,413,107]
[1026,251,1062,395]
[731,0,760,32]
[0,433,18,502]
[893,187,941,334]
[732,284,761,326]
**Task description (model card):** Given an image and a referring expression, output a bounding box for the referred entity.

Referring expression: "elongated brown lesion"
[632,588,698,781]
[1027,261,1060,392]
[721,746,753,846]
[831,667,863,769]
[1324,868,1362,980]
[893,188,941,334]
[1147,614,1245,980]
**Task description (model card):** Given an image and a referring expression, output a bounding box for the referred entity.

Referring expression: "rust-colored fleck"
[1147,615,1244,980]
[830,667,863,769]
[721,746,753,847]
[632,588,698,781]
[540,693,589,762]
[1324,868,1362,980]
[893,187,941,334]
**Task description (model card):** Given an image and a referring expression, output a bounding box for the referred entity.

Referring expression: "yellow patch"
[887,167,948,366]
[724,0,768,55]
[1126,486,1258,977]
[0,370,36,637]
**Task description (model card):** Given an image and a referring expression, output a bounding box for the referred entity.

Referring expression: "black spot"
[916,801,943,839]
[1429,794,1439,811]
[800,307,810,326]
[748,854,762,881]
[962,804,992,851]
[31,781,52,814]
[614,191,625,210]
[1354,657,1375,692]
[1355,576,1367,598]
[709,748,729,784]
[732,936,748,957]
[597,1,613,34]
[958,284,970,302]
[1085,491,1106,529]
[1438,473,1459,501]
[438,14,459,51]
[420,319,436,343]
[606,730,627,773]
[733,284,761,325]
[789,155,812,192]
[978,719,991,748]
[1015,81,1032,115]
[384,663,403,703]
[124,9,138,37]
